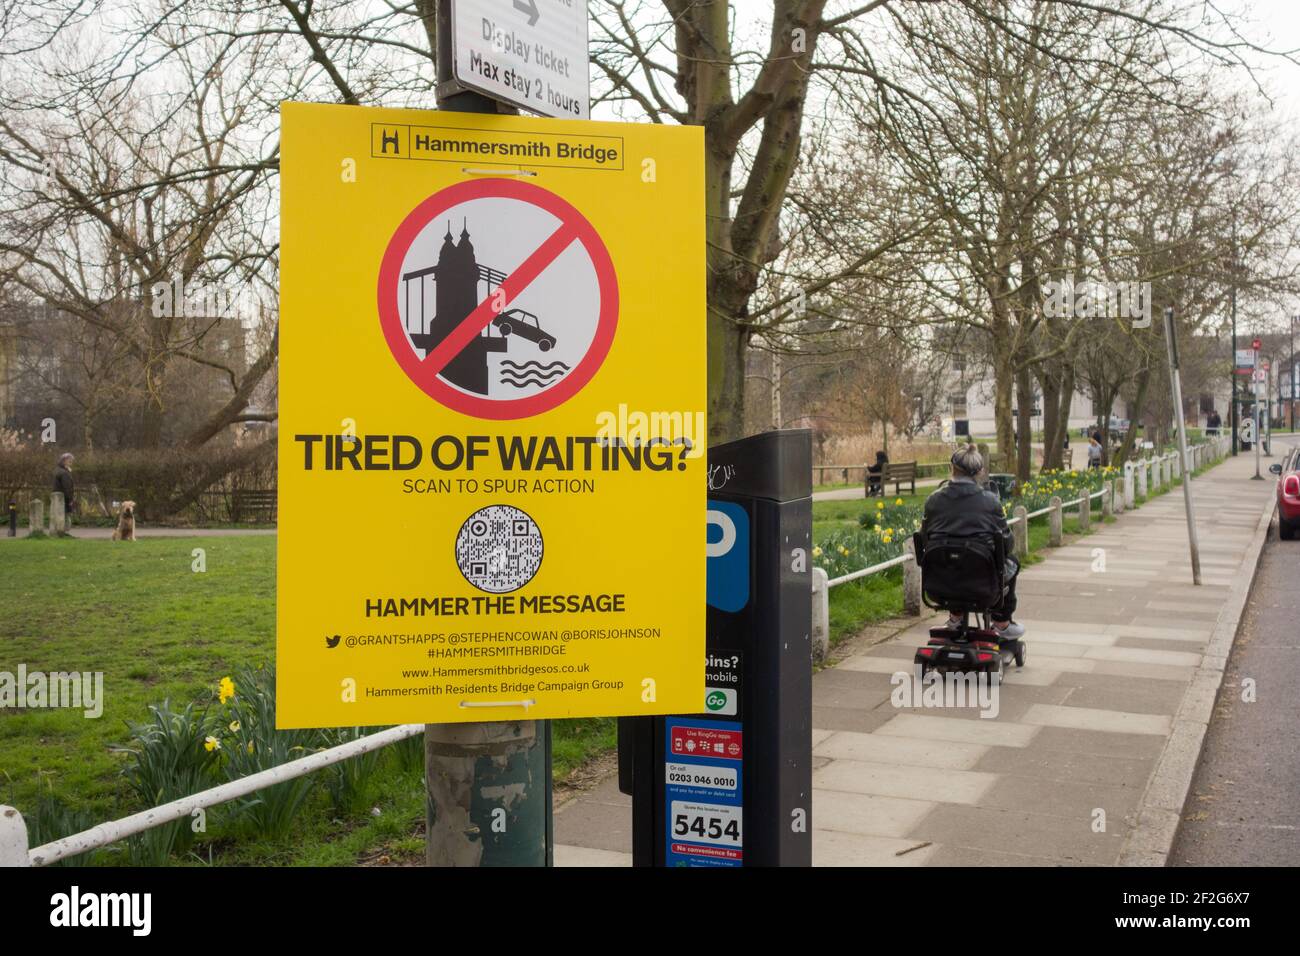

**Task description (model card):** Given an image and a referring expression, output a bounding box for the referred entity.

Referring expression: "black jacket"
[921,477,1014,559]
[52,465,74,506]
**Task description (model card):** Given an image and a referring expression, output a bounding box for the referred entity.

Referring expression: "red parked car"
[1271,447,1300,539]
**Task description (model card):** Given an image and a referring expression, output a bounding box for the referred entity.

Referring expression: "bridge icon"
[401,220,559,395]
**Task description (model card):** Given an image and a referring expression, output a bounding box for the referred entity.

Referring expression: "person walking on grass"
[52,452,75,532]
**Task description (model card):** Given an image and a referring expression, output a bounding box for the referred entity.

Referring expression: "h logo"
[380,128,399,154]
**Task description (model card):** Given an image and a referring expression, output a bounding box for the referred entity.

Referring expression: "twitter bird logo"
[325,635,341,649]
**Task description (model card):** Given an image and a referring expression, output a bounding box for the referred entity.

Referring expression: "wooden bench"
[231,489,277,523]
[865,460,917,497]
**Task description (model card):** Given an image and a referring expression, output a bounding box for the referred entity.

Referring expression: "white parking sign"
[451,0,590,118]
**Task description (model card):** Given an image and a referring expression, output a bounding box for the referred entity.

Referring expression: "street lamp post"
[1284,314,1294,434]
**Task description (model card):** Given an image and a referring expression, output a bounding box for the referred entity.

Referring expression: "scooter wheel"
[1014,643,1026,668]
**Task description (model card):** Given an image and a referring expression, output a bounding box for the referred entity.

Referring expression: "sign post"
[278,7,705,866]
[427,25,547,867]
[1163,308,1201,585]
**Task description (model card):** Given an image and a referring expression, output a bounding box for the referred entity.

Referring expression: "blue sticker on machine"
[664,718,744,866]
[706,500,749,613]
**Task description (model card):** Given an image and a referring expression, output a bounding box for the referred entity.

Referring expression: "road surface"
[1170,436,1300,865]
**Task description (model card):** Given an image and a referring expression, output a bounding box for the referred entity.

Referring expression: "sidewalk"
[553,448,1279,866]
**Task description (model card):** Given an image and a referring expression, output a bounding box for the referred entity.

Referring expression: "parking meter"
[618,429,812,866]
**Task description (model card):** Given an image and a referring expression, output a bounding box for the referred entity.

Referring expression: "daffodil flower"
[218,677,235,704]
[229,720,241,733]
[204,736,221,752]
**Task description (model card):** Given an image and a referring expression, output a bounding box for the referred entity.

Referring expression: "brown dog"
[112,500,137,541]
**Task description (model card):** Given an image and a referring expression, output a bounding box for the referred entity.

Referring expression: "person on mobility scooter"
[912,444,1027,680]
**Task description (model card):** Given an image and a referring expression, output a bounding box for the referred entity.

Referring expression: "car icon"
[492,308,556,352]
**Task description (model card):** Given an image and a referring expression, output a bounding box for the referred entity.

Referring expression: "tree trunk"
[1116,364,1152,463]
[1039,370,1062,471]
[1042,363,1075,471]
[1098,383,1119,466]
[993,355,1016,476]
[1015,365,1034,483]
[707,309,749,444]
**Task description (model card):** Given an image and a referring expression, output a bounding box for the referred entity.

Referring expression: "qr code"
[454,505,544,593]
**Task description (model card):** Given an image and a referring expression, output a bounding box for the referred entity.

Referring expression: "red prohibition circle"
[376,178,619,420]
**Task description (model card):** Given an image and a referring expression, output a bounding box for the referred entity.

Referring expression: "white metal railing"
[827,553,910,588]
[2,724,423,867]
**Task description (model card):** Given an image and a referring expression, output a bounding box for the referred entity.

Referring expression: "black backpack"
[914,531,1006,612]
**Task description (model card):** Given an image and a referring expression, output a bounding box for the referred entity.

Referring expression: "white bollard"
[1080,489,1091,531]
[1049,496,1063,546]
[811,567,830,661]
[1102,481,1114,518]
[903,538,922,616]
[49,492,65,536]
[1124,463,1135,509]
[1012,506,1029,558]
[0,806,30,867]
[1137,461,1148,500]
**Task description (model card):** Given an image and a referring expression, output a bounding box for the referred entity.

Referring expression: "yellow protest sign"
[277,102,705,728]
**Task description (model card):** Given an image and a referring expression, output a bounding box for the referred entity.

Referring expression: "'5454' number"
[672,806,742,847]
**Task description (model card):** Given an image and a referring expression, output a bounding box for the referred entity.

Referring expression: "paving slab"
[813,758,999,804]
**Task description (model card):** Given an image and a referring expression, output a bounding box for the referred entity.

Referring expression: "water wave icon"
[499,359,571,389]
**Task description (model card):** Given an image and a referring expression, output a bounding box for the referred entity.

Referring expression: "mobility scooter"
[911,529,1026,683]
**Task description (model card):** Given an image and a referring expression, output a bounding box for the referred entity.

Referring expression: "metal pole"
[423,0,550,867]
[1253,366,1263,480]
[1230,287,1238,455]
[1265,360,1272,456]
[1164,308,1202,585]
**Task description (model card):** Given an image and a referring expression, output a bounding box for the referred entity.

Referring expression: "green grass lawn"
[0,535,609,865]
